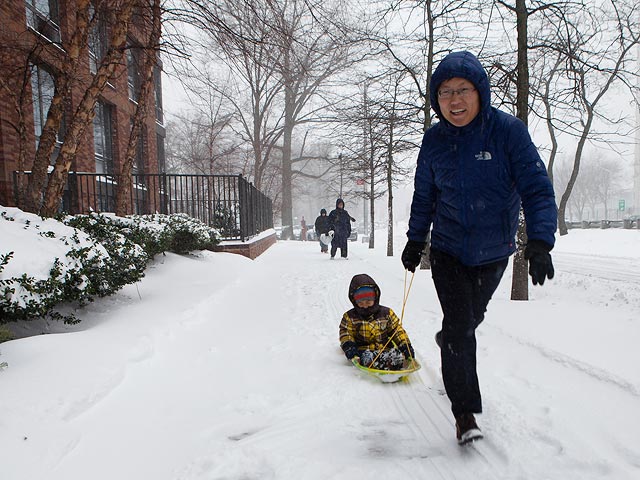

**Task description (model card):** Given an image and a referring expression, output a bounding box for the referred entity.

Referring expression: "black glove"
[524,240,555,286]
[342,341,358,360]
[401,240,427,272]
[399,343,415,359]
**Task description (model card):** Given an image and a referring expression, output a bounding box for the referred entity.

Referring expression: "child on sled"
[339,273,415,370]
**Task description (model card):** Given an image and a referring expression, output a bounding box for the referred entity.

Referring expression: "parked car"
[306,230,317,241]
[349,227,358,242]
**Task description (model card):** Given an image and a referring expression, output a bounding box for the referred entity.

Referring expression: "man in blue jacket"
[401,51,557,445]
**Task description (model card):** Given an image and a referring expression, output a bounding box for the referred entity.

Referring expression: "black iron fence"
[14,172,273,241]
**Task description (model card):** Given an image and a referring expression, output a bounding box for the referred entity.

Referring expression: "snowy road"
[1,230,639,479]
[553,251,640,284]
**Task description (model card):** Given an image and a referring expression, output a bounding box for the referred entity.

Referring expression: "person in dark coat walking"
[314,208,330,253]
[401,51,557,445]
[327,198,353,259]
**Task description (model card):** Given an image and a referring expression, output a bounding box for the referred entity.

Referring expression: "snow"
[1,218,640,479]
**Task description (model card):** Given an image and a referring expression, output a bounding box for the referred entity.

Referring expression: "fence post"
[238,175,247,241]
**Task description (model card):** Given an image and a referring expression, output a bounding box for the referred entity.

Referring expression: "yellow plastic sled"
[352,357,421,383]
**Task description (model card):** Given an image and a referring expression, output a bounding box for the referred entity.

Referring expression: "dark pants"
[430,249,508,416]
[330,235,348,258]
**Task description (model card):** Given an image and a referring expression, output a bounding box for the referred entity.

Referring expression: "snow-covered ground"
[1,224,639,479]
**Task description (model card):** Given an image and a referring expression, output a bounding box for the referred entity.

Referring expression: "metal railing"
[566,219,640,230]
[14,172,273,241]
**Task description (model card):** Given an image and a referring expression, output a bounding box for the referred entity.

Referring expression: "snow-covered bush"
[127,213,220,255]
[0,208,220,324]
[0,208,119,324]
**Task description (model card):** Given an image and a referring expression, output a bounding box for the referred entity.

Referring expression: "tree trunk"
[558,124,591,235]
[116,0,162,217]
[368,176,375,249]
[386,134,394,257]
[280,64,294,238]
[510,0,530,301]
[40,2,133,217]
[24,0,92,213]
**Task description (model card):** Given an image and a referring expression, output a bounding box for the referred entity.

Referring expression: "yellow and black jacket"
[339,273,412,355]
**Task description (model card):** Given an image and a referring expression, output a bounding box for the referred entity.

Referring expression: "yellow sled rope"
[352,271,421,383]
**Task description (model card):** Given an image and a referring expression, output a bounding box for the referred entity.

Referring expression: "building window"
[156,133,166,173]
[31,64,62,163]
[130,119,145,175]
[88,5,108,74]
[93,101,114,174]
[127,44,141,102]
[154,64,163,125]
[25,0,61,43]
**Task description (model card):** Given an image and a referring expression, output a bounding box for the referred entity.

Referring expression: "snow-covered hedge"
[0,208,220,324]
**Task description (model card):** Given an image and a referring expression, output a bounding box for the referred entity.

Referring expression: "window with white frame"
[88,4,108,74]
[130,118,145,175]
[127,44,141,102]
[31,64,63,163]
[156,133,166,173]
[154,64,163,124]
[93,101,114,174]
[25,0,61,43]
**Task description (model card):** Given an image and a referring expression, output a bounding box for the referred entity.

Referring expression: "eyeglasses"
[437,87,476,99]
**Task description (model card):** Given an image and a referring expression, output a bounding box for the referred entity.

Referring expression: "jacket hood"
[336,198,344,209]
[430,51,491,127]
[348,273,380,309]
[320,208,327,215]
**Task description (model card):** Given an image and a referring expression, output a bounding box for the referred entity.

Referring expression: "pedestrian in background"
[314,209,330,253]
[327,198,353,259]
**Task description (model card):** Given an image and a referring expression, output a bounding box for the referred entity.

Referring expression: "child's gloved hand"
[399,344,415,359]
[342,341,358,360]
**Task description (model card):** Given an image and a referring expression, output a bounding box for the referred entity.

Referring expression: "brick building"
[0,0,165,209]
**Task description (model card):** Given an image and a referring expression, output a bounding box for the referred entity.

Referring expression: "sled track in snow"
[489,324,640,398]
[553,252,640,285]
[379,363,510,479]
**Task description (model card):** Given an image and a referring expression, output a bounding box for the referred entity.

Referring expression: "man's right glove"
[342,341,358,360]
[524,239,555,286]
[401,240,427,272]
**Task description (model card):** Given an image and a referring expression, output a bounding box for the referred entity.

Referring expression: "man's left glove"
[342,341,358,360]
[401,240,426,272]
[524,240,555,286]
[399,343,415,359]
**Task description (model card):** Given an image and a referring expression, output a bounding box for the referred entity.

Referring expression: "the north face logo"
[475,151,492,161]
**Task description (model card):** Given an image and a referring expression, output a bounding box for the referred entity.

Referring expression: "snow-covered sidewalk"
[1,230,639,479]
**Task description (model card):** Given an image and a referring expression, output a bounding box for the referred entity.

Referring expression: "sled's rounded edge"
[351,357,421,383]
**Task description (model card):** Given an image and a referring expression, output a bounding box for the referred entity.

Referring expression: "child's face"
[356,299,374,308]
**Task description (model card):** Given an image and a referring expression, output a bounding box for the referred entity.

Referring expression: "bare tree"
[116,0,163,216]
[37,1,136,217]
[182,0,286,191]
[552,2,640,235]
[266,0,355,237]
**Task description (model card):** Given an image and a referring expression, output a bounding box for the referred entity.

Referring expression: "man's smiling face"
[437,77,480,127]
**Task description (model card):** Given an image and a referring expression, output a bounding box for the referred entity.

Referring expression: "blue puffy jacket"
[407,51,557,266]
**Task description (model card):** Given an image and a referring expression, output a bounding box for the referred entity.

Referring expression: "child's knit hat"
[353,286,376,303]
